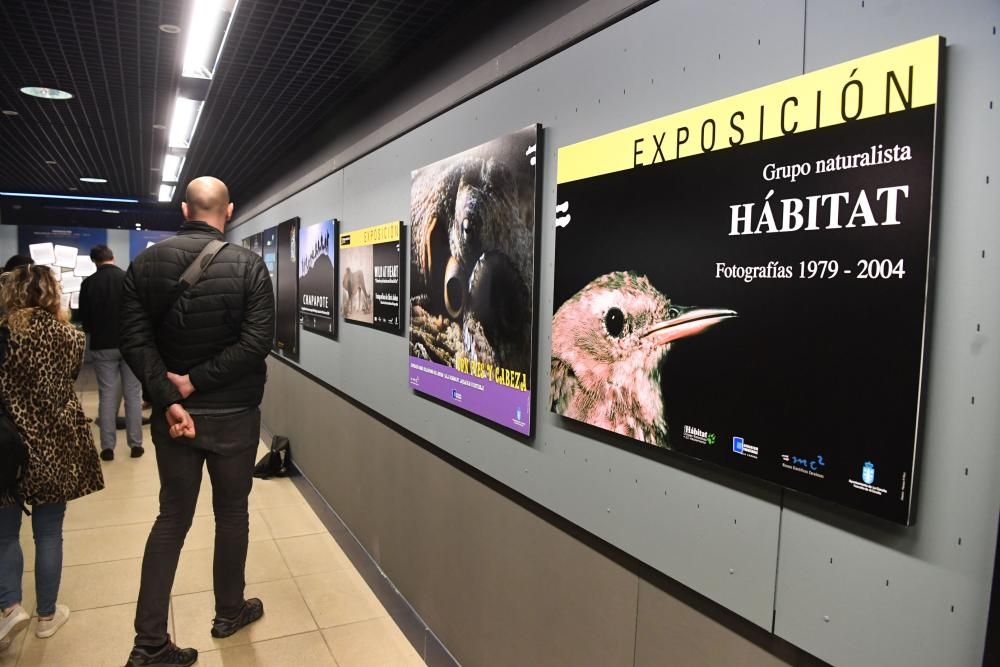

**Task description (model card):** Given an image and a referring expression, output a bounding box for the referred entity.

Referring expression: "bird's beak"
[641,306,737,345]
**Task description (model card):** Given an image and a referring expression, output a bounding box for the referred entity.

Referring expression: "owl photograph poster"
[408,125,541,436]
[551,37,941,525]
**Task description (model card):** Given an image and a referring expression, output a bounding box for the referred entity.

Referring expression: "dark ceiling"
[0,0,477,226]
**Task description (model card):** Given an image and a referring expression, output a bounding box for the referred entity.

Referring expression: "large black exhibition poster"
[299,219,338,338]
[409,125,541,436]
[340,220,403,334]
[552,37,942,525]
[275,217,299,360]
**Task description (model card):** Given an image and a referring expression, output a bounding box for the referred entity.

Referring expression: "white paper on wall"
[53,245,78,269]
[60,274,83,293]
[70,291,81,309]
[28,243,56,265]
[60,293,72,311]
[74,256,97,277]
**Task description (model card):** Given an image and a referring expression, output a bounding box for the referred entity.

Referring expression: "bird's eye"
[604,307,625,338]
[667,307,680,319]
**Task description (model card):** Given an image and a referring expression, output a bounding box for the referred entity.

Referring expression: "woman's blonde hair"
[0,265,68,322]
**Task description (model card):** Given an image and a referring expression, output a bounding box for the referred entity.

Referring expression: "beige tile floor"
[0,385,425,667]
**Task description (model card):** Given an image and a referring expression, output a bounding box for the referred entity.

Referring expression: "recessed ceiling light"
[80,177,107,183]
[168,96,204,149]
[68,187,78,191]
[162,153,185,182]
[45,160,57,166]
[2,110,18,117]
[152,123,167,130]
[159,24,181,34]
[102,209,121,214]
[150,167,161,171]
[20,86,73,100]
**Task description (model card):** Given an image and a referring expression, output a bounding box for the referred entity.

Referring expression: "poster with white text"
[551,37,942,525]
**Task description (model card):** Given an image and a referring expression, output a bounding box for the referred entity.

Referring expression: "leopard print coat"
[0,308,104,506]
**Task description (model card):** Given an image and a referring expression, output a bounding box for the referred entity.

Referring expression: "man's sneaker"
[100,449,114,461]
[35,604,70,638]
[130,446,145,458]
[210,598,264,638]
[0,605,29,648]
[125,642,198,667]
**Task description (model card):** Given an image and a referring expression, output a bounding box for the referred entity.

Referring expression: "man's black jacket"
[79,263,126,350]
[120,221,275,411]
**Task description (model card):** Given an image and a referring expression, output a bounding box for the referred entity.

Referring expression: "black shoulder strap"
[162,239,229,323]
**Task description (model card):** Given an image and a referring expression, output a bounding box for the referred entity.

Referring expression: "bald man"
[120,177,274,667]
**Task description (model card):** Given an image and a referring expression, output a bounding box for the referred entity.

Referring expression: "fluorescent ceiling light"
[162,153,185,182]
[0,191,138,203]
[80,177,107,183]
[2,110,18,117]
[102,209,121,214]
[20,86,73,100]
[182,0,239,80]
[167,96,204,149]
[158,184,176,202]
[159,24,181,34]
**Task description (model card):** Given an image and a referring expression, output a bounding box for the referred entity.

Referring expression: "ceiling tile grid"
[0,0,472,217]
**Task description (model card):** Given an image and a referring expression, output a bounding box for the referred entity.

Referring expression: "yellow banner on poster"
[339,221,401,248]
[557,36,941,184]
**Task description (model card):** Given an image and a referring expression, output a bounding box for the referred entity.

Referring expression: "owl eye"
[604,307,625,338]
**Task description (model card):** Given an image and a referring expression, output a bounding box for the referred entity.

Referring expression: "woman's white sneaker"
[0,605,29,647]
[35,604,70,638]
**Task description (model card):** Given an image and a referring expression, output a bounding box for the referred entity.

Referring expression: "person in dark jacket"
[79,244,144,461]
[119,177,274,667]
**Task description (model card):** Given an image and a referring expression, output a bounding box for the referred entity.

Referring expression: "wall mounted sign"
[299,218,338,338]
[130,230,174,260]
[340,220,403,334]
[409,125,541,436]
[18,226,108,311]
[551,37,942,524]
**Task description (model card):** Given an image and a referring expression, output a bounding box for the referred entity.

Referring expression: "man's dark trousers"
[133,408,261,648]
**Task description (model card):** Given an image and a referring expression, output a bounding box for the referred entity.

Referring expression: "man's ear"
[226,202,234,221]
[181,201,189,220]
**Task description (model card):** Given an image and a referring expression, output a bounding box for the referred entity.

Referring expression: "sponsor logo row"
[682,424,888,496]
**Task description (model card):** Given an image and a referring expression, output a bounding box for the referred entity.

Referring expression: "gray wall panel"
[0,225,18,258]
[242,1,1000,664]
[107,229,129,268]
[772,2,1000,666]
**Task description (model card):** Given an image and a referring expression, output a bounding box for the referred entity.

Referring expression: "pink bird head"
[551,271,735,445]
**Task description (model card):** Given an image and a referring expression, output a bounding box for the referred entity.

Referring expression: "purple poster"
[408,125,540,435]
